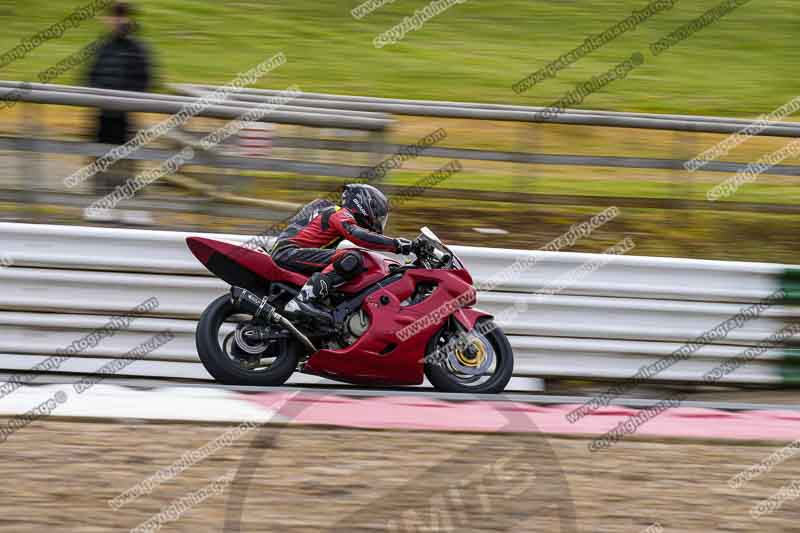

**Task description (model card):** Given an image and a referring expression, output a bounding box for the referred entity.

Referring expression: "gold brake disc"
[454,338,487,368]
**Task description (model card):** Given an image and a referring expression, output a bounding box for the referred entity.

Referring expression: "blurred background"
[0,0,796,262]
[1,3,800,532]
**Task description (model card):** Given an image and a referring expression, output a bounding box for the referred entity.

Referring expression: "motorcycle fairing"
[186,237,308,289]
[452,308,493,331]
[303,269,480,385]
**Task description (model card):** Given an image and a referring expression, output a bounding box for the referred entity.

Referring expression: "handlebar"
[411,236,453,269]
[411,236,428,255]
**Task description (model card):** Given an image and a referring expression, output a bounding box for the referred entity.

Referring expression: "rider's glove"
[394,238,413,255]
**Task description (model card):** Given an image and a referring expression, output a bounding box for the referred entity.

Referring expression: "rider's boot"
[283,272,337,326]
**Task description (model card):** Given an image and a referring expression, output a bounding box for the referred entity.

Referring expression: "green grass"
[1,0,798,262]
[384,169,800,204]
[1,0,798,117]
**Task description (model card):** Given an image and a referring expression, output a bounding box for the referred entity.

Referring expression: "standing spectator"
[85,1,153,224]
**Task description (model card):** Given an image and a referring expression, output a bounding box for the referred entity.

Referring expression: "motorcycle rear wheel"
[196,294,300,386]
[424,318,514,394]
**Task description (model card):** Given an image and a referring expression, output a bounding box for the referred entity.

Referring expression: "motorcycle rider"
[271,184,413,325]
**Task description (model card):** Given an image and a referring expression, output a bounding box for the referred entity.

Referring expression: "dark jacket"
[88,29,151,93]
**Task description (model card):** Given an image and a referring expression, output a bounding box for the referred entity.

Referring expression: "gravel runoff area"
[0,418,798,532]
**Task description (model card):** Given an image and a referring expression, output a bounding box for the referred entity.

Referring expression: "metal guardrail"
[0,81,392,130]
[0,81,390,122]
[175,83,800,136]
[0,80,393,221]
[173,84,795,126]
[166,83,800,220]
[2,80,796,229]
[0,136,377,179]
[1,222,797,387]
[269,136,800,177]
[4,133,797,217]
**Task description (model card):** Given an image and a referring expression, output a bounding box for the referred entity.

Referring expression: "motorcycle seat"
[186,236,309,287]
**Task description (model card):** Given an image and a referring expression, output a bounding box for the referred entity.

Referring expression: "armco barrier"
[0,222,797,387]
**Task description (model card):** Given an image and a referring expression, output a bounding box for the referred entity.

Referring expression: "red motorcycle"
[186,227,514,393]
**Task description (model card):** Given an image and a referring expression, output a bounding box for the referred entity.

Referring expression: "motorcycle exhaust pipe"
[230,287,318,354]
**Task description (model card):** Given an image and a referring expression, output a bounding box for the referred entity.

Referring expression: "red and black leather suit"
[270,199,399,284]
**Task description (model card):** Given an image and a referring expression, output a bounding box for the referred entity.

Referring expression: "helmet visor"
[379,213,389,233]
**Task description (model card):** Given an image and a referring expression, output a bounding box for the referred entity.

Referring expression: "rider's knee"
[332,250,364,280]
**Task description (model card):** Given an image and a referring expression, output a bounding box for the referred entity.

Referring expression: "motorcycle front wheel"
[196,294,300,386]
[424,317,514,394]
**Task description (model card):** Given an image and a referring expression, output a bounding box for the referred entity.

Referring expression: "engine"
[341,308,370,346]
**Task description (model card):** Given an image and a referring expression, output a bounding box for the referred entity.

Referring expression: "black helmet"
[341,184,389,233]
